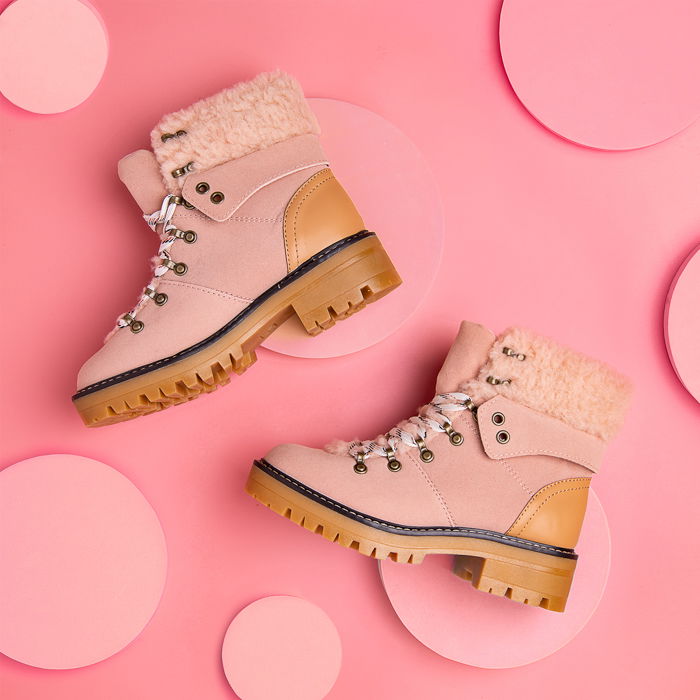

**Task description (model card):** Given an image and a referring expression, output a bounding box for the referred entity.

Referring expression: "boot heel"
[291,234,401,336]
[453,550,577,612]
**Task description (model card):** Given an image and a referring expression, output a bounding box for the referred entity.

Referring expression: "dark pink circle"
[380,490,610,668]
[222,596,342,700]
[261,98,443,358]
[0,455,167,669]
[500,0,700,150]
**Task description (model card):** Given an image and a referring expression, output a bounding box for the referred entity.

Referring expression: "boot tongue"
[117,149,167,214]
[435,321,496,394]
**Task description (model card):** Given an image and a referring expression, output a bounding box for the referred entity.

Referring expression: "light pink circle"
[0,0,108,114]
[0,455,167,669]
[261,98,443,358]
[664,243,700,403]
[499,0,700,150]
[222,596,342,700]
[380,490,610,668]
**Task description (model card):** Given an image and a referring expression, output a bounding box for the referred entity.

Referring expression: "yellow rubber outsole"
[74,234,401,427]
[246,463,578,612]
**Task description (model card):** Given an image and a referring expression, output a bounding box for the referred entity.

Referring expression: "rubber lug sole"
[246,464,576,612]
[74,234,401,427]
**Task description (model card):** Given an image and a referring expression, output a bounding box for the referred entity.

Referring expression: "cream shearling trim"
[461,328,632,442]
[151,71,320,192]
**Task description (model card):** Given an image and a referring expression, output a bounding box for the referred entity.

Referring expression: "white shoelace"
[346,391,475,464]
[116,194,181,329]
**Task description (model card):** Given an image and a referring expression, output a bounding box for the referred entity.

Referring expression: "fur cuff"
[461,328,632,442]
[151,71,320,192]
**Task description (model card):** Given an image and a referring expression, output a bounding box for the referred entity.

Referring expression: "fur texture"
[461,327,632,442]
[151,71,320,193]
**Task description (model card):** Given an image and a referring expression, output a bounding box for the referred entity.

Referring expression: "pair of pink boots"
[74,72,632,612]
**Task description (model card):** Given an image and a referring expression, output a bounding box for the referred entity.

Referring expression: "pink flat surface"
[380,491,610,668]
[0,455,166,669]
[221,596,341,700]
[664,244,700,403]
[1,1,699,698]
[262,98,442,358]
[499,0,700,150]
[0,0,107,114]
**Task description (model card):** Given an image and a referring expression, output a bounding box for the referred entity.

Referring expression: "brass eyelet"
[353,453,368,474]
[210,191,225,204]
[130,320,144,333]
[502,347,526,361]
[491,412,505,426]
[173,262,188,276]
[444,423,464,446]
[195,182,210,194]
[385,446,401,472]
[415,437,434,463]
[182,230,197,243]
[496,430,510,444]
[154,292,168,306]
[171,161,194,178]
[486,376,511,385]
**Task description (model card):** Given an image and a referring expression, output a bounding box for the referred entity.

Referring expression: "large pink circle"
[0,0,108,114]
[664,243,700,403]
[499,0,700,150]
[222,596,342,700]
[380,491,610,668]
[261,98,443,358]
[0,455,167,669]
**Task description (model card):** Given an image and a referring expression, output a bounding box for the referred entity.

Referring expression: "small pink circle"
[222,596,342,700]
[664,243,700,403]
[0,455,167,669]
[261,98,443,358]
[500,0,700,150]
[0,0,108,114]
[380,490,610,668]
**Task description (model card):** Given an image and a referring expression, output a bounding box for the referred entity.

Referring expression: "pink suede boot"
[246,321,632,611]
[73,72,401,426]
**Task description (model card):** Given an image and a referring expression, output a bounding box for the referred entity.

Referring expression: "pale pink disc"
[664,243,700,402]
[261,98,443,358]
[499,0,700,150]
[380,490,610,668]
[0,0,108,114]
[222,596,342,700]
[0,455,167,669]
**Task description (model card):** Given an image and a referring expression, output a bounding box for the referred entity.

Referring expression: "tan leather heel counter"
[283,168,365,271]
[506,478,591,549]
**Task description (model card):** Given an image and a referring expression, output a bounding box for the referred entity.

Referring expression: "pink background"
[1,1,698,699]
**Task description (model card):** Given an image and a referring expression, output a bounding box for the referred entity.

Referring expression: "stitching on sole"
[255,459,578,558]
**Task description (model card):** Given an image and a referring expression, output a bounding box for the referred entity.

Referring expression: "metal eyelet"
[160,132,175,142]
[173,262,187,276]
[130,320,145,333]
[486,376,511,385]
[444,423,464,446]
[210,191,225,204]
[415,437,434,463]
[175,130,187,137]
[195,182,210,194]
[171,162,194,178]
[385,446,401,472]
[177,229,197,244]
[502,347,526,361]
[491,412,505,426]
[353,453,368,474]
[496,430,510,444]
[154,292,168,306]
